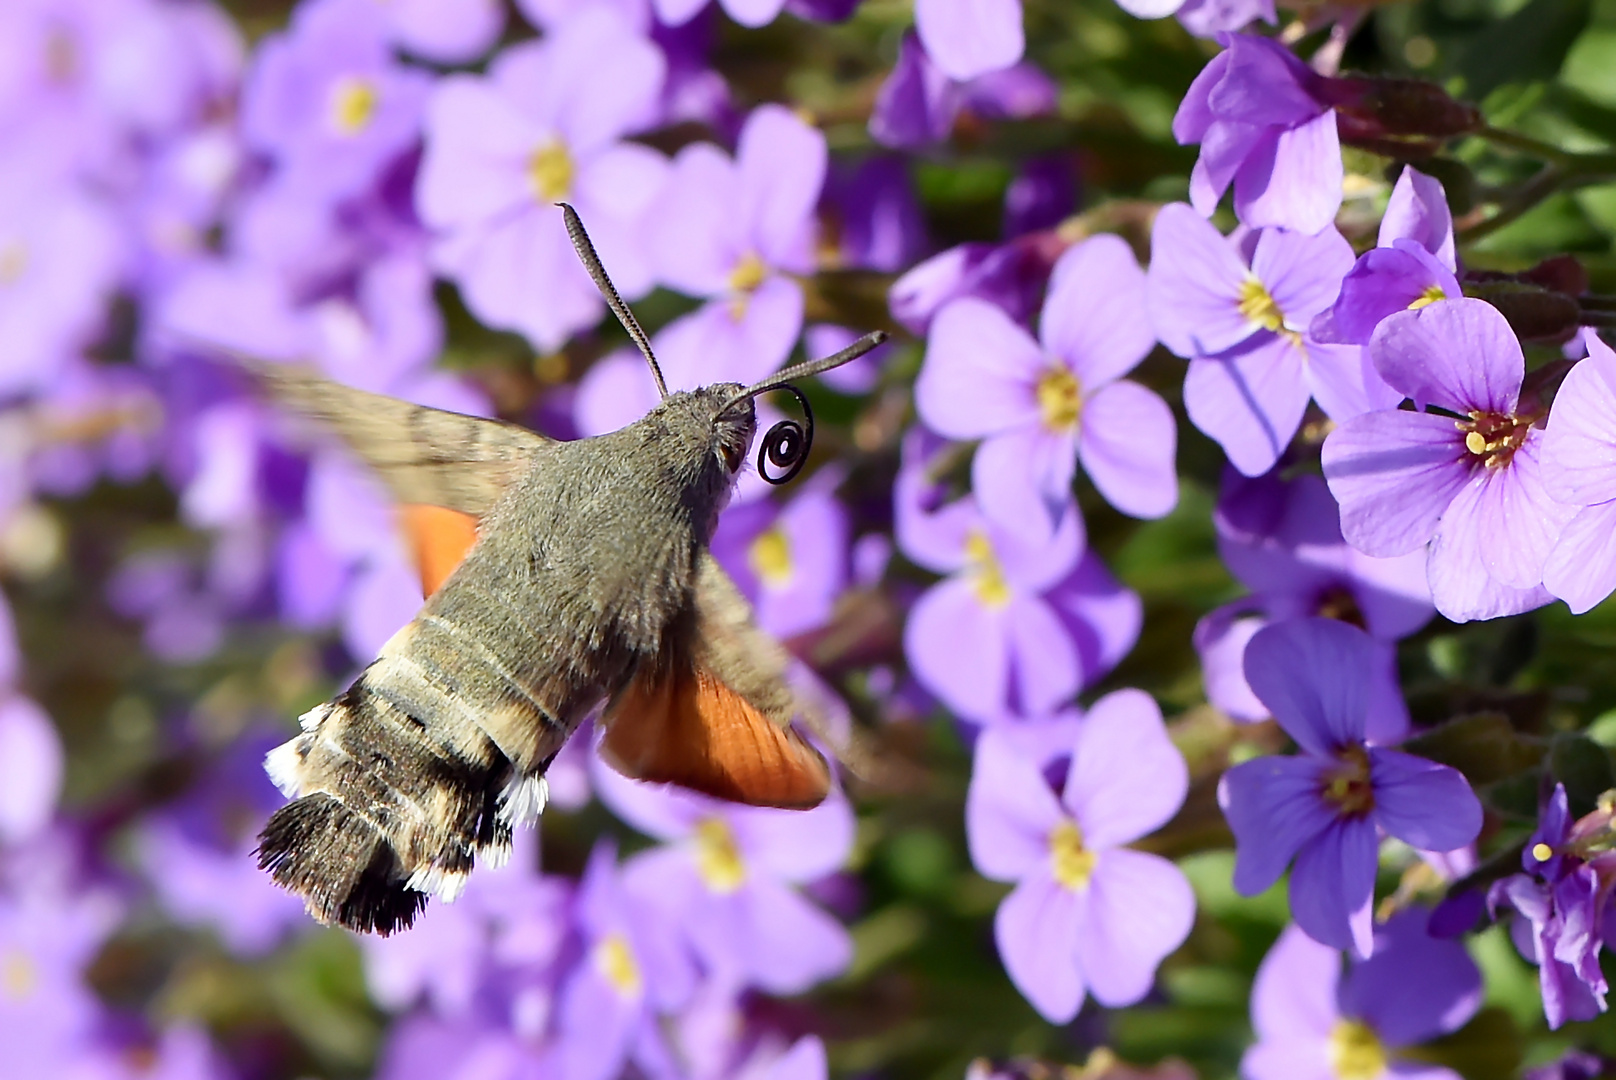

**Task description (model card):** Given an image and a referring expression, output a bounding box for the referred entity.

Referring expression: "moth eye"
[720,440,746,473]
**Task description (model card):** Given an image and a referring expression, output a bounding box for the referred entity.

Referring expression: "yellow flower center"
[964,531,1011,608]
[1327,1020,1387,1080]
[1036,366,1082,432]
[0,242,27,286]
[729,251,768,294]
[1408,284,1447,310]
[329,77,379,135]
[527,140,575,203]
[1049,820,1097,890]
[694,817,747,893]
[1321,744,1375,817]
[1458,410,1531,470]
[593,933,643,999]
[1238,277,1286,332]
[2,951,36,1000]
[748,526,793,587]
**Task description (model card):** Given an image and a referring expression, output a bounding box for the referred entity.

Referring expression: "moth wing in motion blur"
[246,362,830,935]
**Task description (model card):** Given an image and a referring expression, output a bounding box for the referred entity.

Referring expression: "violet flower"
[1243,912,1481,1080]
[1541,332,1616,613]
[592,757,855,996]
[416,9,667,352]
[372,0,506,64]
[895,429,1141,724]
[1124,0,1275,37]
[1313,166,1461,347]
[1195,469,1432,741]
[869,31,1055,150]
[965,691,1196,1021]
[710,485,849,640]
[0,699,58,845]
[889,236,1056,336]
[1218,618,1482,956]
[1172,33,1343,234]
[1147,202,1399,477]
[917,234,1174,540]
[913,0,1024,81]
[1322,298,1576,622]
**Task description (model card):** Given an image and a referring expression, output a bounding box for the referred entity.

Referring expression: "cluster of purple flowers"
[7,0,1616,1075]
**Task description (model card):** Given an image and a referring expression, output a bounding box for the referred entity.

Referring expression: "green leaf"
[1457,0,1593,100]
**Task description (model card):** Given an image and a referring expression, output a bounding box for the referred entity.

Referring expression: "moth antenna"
[559,202,667,399]
[722,330,888,413]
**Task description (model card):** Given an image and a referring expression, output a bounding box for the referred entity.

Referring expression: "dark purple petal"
[1319,244,1463,347]
[1368,749,1482,858]
[1369,299,1523,413]
[1244,617,1374,753]
[1219,754,1335,896]
[1208,34,1322,127]
[1340,908,1482,1047]
[868,32,961,149]
[1289,816,1378,957]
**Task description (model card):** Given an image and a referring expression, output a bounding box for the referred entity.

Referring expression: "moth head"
[559,201,887,487]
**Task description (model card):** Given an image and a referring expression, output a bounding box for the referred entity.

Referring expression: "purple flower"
[1195,469,1432,740]
[1243,912,1481,1080]
[0,875,121,1069]
[895,429,1141,723]
[914,0,1024,81]
[869,32,1054,150]
[1172,33,1342,234]
[710,485,848,640]
[1148,202,1400,476]
[965,691,1195,1021]
[416,9,667,352]
[1487,785,1611,1029]
[372,0,507,64]
[1541,333,1616,613]
[1218,618,1482,956]
[0,696,61,846]
[888,235,1057,336]
[1322,298,1576,622]
[917,234,1174,540]
[821,156,927,274]
[644,104,825,380]
[652,0,787,30]
[593,757,855,995]
[1526,1051,1611,1080]
[1313,167,1460,347]
[241,0,433,204]
[1133,0,1276,37]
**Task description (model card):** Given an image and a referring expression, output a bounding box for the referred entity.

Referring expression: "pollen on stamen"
[1049,820,1097,890]
[1409,284,1447,310]
[1531,842,1554,863]
[527,140,574,203]
[694,817,747,894]
[329,77,379,135]
[1237,277,1287,333]
[1327,1020,1387,1080]
[1036,366,1082,432]
[593,933,644,999]
[1322,744,1375,816]
[964,531,1011,609]
[748,526,794,587]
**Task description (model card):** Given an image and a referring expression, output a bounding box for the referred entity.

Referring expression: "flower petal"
[967,730,1068,881]
[1006,597,1081,716]
[915,298,1045,439]
[1243,617,1374,753]
[1250,923,1341,1042]
[1369,749,1482,855]
[1426,468,1557,623]
[1232,111,1342,236]
[737,105,826,272]
[994,871,1086,1022]
[1078,380,1178,519]
[648,142,743,298]
[1250,224,1354,329]
[1194,604,1270,722]
[973,427,1080,544]
[1040,234,1154,388]
[1184,334,1311,477]
[1063,689,1187,848]
[1379,166,1456,271]
[1077,849,1195,1007]
[904,577,1011,723]
[1368,299,1523,413]
[1340,908,1482,1047]
[1288,816,1378,957]
[1322,409,1468,558]
[1219,755,1335,896]
[1469,433,1576,589]
[1542,336,1616,506]
[1544,502,1616,614]
[1304,340,1404,422]
[914,0,1025,81]
[1146,202,1253,358]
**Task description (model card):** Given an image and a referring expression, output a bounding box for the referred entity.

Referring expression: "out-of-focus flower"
[1541,333,1616,613]
[0,598,61,846]
[364,0,506,64]
[1525,1051,1612,1080]
[1219,618,1481,955]
[241,0,433,204]
[1313,166,1460,347]
[593,761,855,995]
[1148,202,1399,477]
[895,429,1141,723]
[1243,912,1481,1080]
[1487,785,1612,1030]
[710,485,848,640]
[1195,469,1431,738]
[821,156,927,274]
[917,235,1173,540]
[966,693,1195,1021]
[889,234,1064,337]
[913,0,1024,81]
[1003,156,1078,239]
[1172,33,1342,234]
[1322,298,1575,622]
[645,104,825,380]
[417,8,667,352]
[869,32,1055,150]
[1112,0,1275,37]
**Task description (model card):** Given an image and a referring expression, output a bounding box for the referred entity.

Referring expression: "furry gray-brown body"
[257,376,758,933]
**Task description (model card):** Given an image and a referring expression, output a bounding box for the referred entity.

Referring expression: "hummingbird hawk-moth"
[248,205,885,935]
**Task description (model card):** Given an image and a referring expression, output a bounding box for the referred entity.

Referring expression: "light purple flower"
[710,485,848,640]
[1127,0,1276,37]
[869,31,1055,150]
[888,235,1057,336]
[1195,469,1432,740]
[592,758,855,995]
[1313,167,1460,347]
[1172,33,1342,233]
[417,9,667,352]
[644,104,825,380]
[1322,298,1576,622]
[1148,202,1399,477]
[368,0,506,64]
[895,429,1141,723]
[965,691,1195,1021]
[917,234,1173,540]
[241,0,433,204]
[0,875,121,1069]
[914,0,1024,81]
[1243,912,1481,1080]
[1218,618,1482,956]
[1541,333,1616,613]
[0,696,60,846]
